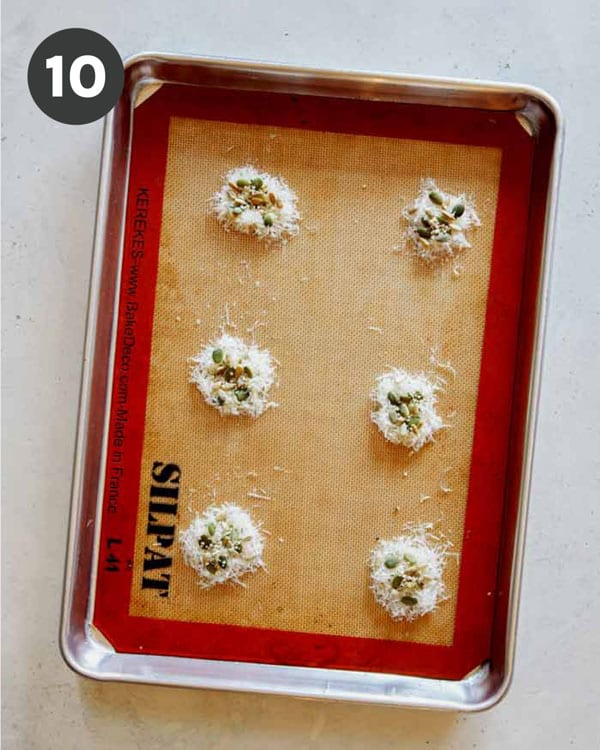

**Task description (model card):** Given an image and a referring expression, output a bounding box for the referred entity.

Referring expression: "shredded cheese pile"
[190,333,276,418]
[212,165,300,242]
[180,503,265,588]
[371,368,443,451]
[370,525,450,621]
[403,179,480,263]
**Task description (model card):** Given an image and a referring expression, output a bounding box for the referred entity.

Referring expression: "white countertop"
[2,1,599,747]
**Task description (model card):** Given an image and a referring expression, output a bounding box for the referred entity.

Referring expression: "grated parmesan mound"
[370,525,450,622]
[190,333,277,418]
[403,179,480,263]
[179,503,265,588]
[212,165,300,242]
[371,368,443,451]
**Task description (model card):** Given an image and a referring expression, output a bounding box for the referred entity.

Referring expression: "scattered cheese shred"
[371,368,444,451]
[190,333,277,418]
[439,467,454,494]
[179,503,265,588]
[212,165,300,242]
[429,345,456,380]
[369,524,451,621]
[247,488,271,501]
[403,179,480,263]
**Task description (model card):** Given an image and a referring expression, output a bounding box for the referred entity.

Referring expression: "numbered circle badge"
[28,28,124,125]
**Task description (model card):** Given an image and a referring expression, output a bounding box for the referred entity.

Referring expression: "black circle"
[28,28,124,125]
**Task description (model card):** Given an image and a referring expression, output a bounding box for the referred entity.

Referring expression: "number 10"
[45,54,106,98]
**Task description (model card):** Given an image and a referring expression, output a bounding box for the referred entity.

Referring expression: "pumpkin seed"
[384,556,400,569]
[404,552,417,565]
[236,178,250,187]
[251,177,264,189]
[391,575,404,589]
[218,556,228,569]
[212,348,224,364]
[417,227,432,239]
[263,213,275,227]
[401,595,418,606]
[428,190,444,205]
[243,366,253,378]
[207,522,216,536]
[388,391,400,406]
[399,403,410,418]
[452,203,465,218]
[235,387,250,401]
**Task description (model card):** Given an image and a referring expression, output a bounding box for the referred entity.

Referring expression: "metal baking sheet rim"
[60,53,563,711]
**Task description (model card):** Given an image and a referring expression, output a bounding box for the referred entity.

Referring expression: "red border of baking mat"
[92,85,535,679]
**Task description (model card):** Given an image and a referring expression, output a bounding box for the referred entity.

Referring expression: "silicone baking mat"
[92,85,535,679]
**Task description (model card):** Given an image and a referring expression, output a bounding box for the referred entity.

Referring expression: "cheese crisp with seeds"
[370,525,451,622]
[371,368,443,451]
[180,503,265,588]
[212,165,300,242]
[190,333,276,418]
[403,178,480,262]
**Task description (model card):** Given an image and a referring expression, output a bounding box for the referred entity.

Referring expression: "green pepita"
[428,190,444,205]
[391,575,404,590]
[404,552,417,565]
[212,348,224,364]
[243,366,253,378]
[384,556,400,569]
[207,522,216,536]
[236,178,250,187]
[263,213,275,227]
[452,203,465,218]
[218,556,228,569]
[401,595,418,606]
[388,391,400,406]
[399,403,410,418]
[235,387,250,402]
[251,177,264,189]
[416,227,432,239]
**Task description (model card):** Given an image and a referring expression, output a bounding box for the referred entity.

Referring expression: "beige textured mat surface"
[129,116,502,646]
